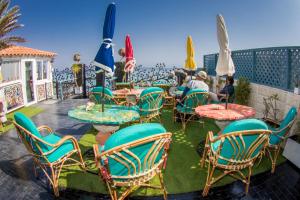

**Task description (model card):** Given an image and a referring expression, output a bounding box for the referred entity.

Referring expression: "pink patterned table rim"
[195,103,256,121]
[113,88,144,97]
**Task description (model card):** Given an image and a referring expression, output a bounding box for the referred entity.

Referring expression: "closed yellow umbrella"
[185,35,197,71]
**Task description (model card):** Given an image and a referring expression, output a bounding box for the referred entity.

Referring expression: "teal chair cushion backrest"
[280,107,297,130]
[90,87,114,104]
[104,123,167,177]
[139,87,164,116]
[177,86,185,91]
[215,119,268,165]
[270,107,297,145]
[183,89,208,113]
[14,112,48,153]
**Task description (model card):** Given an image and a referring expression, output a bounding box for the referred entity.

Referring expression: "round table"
[195,103,256,130]
[68,104,140,144]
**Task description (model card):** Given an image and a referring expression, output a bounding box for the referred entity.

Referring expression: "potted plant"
[235,77,251,105]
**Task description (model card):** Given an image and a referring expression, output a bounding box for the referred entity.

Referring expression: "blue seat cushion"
[103,123,166,177]
[138,87,164,116]
[14,112,48,153]
[279,107,297,129]
[14,112,42,138]
[42,133,75,163]
[140,87,163,97]
[177,89,207,113]
[267,107,297,145]
[212,119,268,165]
[90,87,114,104]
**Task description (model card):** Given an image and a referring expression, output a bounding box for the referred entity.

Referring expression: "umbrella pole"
[102,70,105,112]
[225,75,228,109]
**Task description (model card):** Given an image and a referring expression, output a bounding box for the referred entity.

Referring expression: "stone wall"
[249,83,300,119]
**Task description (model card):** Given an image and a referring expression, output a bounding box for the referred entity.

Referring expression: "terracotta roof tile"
[0,46,56,57]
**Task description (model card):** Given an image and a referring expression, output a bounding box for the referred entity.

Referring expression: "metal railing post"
[287,48,292,90]
[82,64,87,98]
[252,50,257,82]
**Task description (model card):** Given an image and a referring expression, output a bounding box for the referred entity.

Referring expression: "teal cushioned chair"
[13,112,85,197]
[201,119,271,196]
[173,89,209,130]
[93,123,172,200]
[132,87,164,122]
[177,86,186,91]
[90,86,124,105]
[264,106,298,173]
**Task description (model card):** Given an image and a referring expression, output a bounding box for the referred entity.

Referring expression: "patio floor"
[0,99,299,200]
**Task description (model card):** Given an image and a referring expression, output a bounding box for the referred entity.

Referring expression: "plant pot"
[283,138,300,168]
[294,87,300,95]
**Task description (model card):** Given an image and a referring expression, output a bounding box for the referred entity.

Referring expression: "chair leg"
[0,122,3,132]
[112,188,118,200]
[32,159,38,178]
[158,171,167,200]
[245,165,253,194]
[173,109,177,123]
[77,150,86,171]
[202,162,215,197]
[271,147,280,173]
[181,113,186,131]
[267,146,280,174]
[201,136,209,168]
[50,166,59,197]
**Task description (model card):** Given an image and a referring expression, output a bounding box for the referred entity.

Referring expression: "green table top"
[68,104,140,125]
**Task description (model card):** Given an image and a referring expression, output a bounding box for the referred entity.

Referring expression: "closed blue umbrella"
[92,3,116,76]
[91,3,116,111]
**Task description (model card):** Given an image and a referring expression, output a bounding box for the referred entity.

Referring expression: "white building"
[0,46,56,112]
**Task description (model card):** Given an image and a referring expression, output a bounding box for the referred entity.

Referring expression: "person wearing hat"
[178,70,209,100]
[187,71,209,91]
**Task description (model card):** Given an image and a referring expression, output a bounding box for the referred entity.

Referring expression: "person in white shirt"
[177,71,209,101]
[186,71,209,91]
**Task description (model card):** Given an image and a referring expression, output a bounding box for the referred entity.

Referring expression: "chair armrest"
[37,125,53,134]
[53,135,79,148]
[42,135,80,156]
[208,131,215,142]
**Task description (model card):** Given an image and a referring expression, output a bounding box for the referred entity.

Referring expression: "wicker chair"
[13,112,85,197]
[263,106,298,173]
[89,86,125,105]
[132,87,165,122]
[93,123,172,200]
[200,119,271,196]
[173,89,209,130]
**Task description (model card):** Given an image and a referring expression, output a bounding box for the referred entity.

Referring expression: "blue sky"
[11,0,300,69]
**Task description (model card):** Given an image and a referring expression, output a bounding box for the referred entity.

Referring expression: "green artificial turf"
[59,109,286,195]
[1,106,44,134]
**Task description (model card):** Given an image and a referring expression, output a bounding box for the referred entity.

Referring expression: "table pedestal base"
[93,125,120,145]
[215,121,230,131]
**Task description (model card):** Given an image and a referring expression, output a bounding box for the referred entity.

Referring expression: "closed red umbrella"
[124,35,136,76]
